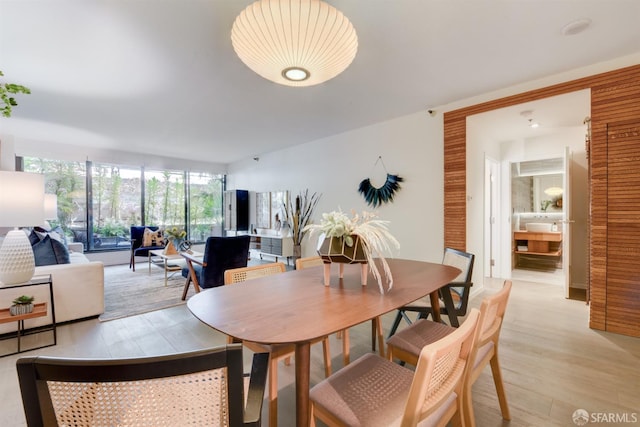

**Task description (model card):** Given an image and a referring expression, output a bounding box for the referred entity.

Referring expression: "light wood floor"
[1,275,638,426]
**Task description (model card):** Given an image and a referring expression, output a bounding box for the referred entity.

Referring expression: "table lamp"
[0,171,45,285]
[44,193,58,220]
[43,193,58,230]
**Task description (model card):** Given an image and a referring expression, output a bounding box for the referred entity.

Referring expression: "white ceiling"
[1,0,639,164]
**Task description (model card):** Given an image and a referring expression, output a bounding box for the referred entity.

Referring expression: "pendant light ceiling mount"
[231,0,358,87]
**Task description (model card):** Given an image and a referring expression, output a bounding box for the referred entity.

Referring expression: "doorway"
[466,90,590,296]
[510,156,566,287]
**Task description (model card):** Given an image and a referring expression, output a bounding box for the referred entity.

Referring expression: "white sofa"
[0,246,104,334]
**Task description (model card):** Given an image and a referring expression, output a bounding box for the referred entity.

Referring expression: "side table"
[0,274,56,356]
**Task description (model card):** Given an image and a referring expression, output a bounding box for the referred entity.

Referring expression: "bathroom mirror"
[511,158,564,213]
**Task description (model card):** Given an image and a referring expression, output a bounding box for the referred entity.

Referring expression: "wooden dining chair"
[225,262,332,427]
[309,308,480,427]
[388,247,475,337]
[387,280,513,427]
[16,344,268,427]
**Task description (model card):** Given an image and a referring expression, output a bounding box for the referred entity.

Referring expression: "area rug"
[100,263,195,321]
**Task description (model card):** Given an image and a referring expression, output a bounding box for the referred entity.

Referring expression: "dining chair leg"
[463,376,476,427]
[371,319,376,352]
[451,398,464,427]
[310,404,318,427]
[342,329,350,366]
[322,338,332,377]
[375,316,385,357]
[268,357,278,427]
[490,352,511,420]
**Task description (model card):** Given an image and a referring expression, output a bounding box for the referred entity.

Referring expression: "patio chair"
[16,344,269,427]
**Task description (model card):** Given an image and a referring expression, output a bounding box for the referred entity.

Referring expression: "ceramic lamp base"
[0,229,36,286]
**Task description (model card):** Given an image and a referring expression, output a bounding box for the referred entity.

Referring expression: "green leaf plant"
[1,70,31,117]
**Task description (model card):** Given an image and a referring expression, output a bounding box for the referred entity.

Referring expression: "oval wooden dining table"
[187,258,461,426]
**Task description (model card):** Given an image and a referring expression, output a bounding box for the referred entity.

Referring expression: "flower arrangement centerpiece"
[304,210,399,294]
[164,226,187,254]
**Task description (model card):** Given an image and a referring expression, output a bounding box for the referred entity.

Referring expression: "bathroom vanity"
[514,230,562,255]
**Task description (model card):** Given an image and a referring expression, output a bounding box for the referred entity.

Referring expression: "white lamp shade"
[231,0,358,87]
[44,193,58,220]
[0,171,45,227]
[0,171,45,285]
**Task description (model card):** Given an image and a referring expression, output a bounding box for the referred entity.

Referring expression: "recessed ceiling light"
[562,18,592,36]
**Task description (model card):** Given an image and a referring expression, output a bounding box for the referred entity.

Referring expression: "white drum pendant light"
[231,0,358,87]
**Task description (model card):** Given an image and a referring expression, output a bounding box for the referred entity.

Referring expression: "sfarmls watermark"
[573,409,638,425]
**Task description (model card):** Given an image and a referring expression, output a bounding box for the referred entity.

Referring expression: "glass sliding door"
[90,163,142,250]
[188,172,224,242]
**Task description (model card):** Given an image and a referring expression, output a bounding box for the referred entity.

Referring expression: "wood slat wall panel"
[606,120,640,337]
[443,64,640,337]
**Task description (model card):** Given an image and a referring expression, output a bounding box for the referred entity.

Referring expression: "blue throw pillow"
[32,234,70,266]
[28,229,41,246]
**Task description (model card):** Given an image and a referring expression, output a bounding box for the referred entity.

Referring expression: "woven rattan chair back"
[224,262,287,285]
[295,256,324,270]
[402,308,480,426]
[16,344,268,427]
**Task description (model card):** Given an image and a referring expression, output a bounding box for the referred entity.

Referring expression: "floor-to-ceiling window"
[21,157,224,251]
[188,171,224,241]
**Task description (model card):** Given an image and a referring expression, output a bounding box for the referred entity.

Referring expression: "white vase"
[0,229,35,286]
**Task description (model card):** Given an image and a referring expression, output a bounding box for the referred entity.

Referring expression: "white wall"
[228,111,446,264]
[228,53,640,292]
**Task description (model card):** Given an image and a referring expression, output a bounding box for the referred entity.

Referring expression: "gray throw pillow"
[32,234,71,266]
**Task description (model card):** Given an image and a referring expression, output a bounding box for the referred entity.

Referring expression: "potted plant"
[163,226,187,254]
[10,295,35,316]
[1,71,31,117]
[304,210,400,293]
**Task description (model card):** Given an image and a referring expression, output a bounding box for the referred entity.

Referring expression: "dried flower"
[283,190,321,246]
[304,209,400,293]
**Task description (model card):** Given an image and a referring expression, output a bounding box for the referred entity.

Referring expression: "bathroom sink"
[525,223,552,232]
